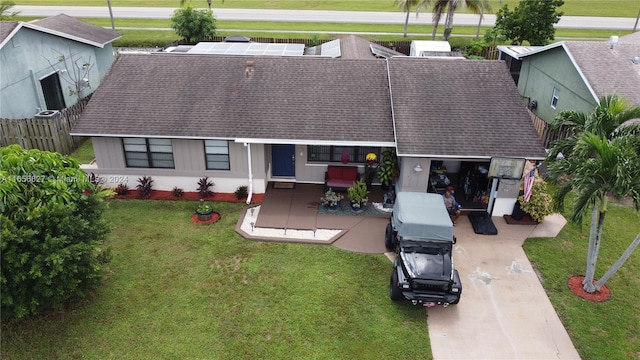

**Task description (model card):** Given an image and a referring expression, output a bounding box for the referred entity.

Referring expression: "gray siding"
[92,137,267,179]
[518,47,597,123]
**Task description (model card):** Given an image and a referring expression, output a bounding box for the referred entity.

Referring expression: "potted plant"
[196,200,214,221]
[364,152,379,189]
[320,188,343,211]
[347,179,369,212]
[377,148,398,190]
[517,177,553,223]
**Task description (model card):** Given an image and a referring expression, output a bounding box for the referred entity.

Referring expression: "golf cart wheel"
[385,223,395,250]
[389,271,404,301]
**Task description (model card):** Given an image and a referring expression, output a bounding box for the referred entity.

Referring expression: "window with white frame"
[550,87,560,109]
[204,140,230,170]
[123,138,175,168]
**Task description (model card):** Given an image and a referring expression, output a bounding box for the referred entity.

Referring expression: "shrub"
[136,176,154,199]
[518,177,553,222]
[0,145,111,318]
[197,177,214,198]
[235,185,248,200]
[172,186,185,198]
[114,183,129,196]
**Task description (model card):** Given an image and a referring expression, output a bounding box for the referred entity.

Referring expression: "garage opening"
[428,160,490,211]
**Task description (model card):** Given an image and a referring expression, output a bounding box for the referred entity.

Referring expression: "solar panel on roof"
[186,42,305,56]
[320,39,341,58]
[370,44,403,59]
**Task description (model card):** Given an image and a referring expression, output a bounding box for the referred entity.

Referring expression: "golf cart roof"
[392,192,454,242]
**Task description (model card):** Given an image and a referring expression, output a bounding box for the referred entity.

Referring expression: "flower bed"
[112,190,263,203]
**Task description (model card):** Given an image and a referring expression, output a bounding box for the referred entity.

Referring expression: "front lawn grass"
[1,200,430,359]
[524,201,640,360]
[69,138,94,164]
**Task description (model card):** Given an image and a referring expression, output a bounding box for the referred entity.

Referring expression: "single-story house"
[71,51,545,216]
[515,33,640,123]
[0,14,120,119]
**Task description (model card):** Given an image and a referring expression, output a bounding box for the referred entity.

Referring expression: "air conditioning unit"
[34,110,60,118]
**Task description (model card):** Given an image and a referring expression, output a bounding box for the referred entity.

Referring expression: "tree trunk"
[584,208,607,293]
[443,5,455,41]
[431,13,441,40]
[634,8,640,32]
[404,8,410,38]
[476,9,483,39]
[582,205,599,288]
[594,233,640,291]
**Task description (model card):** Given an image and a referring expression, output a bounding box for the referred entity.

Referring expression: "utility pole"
[107,0,115,30]
[633,8,640,32]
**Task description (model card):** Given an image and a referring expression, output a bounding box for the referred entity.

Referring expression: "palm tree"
[442,0,491,41]
[423,0,490,41]
[0,1,20,20]
[395,0,427,38]
[546,95,640,293]
[424,0,448,40]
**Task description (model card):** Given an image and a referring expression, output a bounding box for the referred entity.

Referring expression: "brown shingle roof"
[0,21,19,44]
[338,35,404,59]
[564,41,640,106]
[72,54,395,145]
[32,14,120,47]
[387,57,545,159]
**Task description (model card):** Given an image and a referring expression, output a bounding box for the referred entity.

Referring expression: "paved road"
[14,5,638,30]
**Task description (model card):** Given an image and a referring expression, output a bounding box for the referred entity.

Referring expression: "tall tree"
[425,0,448,40]
[493,0,564,45]
[395,0,427,38]
[170,6,217,44]
[545,95,640,293]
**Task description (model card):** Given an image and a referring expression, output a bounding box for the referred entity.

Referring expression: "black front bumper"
[400,269,462,306]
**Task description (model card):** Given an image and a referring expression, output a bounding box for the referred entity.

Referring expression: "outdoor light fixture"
[284,226,288,235]
[414,164,423,172]
[250,222,255,232]
[313,228,317,237]
[250,208,255,217]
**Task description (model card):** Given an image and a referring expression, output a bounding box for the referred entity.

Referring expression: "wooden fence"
[527,109,574,149]
[0,96,90,155]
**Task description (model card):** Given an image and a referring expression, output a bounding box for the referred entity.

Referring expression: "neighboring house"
[515,33,640,124]
[496,45,541,83]
[71,50,545,216]
[0,14,120,119]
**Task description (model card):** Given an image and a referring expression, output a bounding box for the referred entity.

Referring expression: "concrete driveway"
[425,214,581,359]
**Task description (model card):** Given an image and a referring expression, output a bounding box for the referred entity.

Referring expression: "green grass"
[14,0,639,17]
[523,201,640,360]
[69,138,95,164]
[1,200,430,359]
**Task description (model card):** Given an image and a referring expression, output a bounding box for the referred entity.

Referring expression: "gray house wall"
[89,137,267,193]
[517,47,597,123]
[0,27,114,119]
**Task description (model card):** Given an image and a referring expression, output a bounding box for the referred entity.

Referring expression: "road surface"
[13,5,637,31]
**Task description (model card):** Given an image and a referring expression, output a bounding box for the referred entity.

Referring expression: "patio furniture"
[325,166,359,192]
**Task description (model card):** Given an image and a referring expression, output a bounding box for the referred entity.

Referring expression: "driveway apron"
[426,215,580,360]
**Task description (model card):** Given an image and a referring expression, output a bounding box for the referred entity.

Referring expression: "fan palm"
[546,95,640,293]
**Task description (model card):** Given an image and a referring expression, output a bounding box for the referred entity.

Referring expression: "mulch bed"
[111,190,264,203]
[503,214,539,225]
[191,212,221,225]
[567,275,611,302]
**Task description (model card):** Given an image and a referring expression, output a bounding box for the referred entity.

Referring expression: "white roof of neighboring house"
[0,14,120,50]
[497,45,542,59]
[411,40,452,53]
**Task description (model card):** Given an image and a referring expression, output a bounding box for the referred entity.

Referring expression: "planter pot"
[351,203,364,213]
[328,204,339,212]
[196,210,214,221]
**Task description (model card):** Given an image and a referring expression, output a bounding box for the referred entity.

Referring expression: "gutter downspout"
[244,142,253,204]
